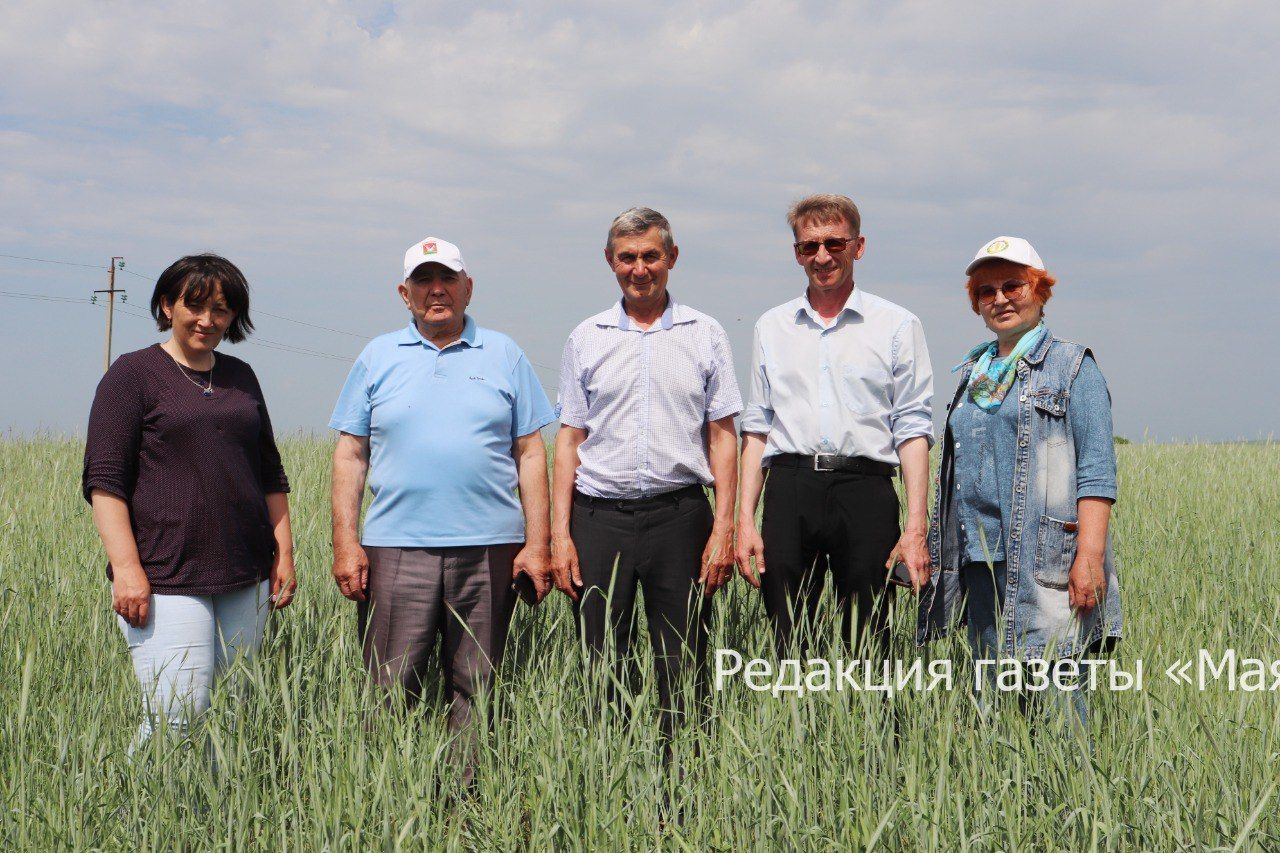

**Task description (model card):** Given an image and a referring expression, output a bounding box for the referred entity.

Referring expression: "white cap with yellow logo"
[966,236,1044,275]
[403,236,466,279]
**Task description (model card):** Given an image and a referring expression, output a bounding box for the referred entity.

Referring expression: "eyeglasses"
[793,237,858,256]
[975,279,1029,304]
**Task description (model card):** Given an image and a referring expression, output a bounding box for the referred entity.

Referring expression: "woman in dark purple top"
[83,254,296,750]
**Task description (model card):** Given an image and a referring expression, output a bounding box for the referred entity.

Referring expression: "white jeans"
[118,580,270,747]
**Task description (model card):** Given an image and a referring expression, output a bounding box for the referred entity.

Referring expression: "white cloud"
[0,0,1276,438]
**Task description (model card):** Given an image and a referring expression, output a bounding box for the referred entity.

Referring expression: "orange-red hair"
[965,261,1056,314]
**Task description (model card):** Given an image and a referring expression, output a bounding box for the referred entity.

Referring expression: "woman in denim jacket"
[917,236,1122,720]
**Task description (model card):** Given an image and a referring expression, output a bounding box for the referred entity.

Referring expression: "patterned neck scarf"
[956,322,1046,411]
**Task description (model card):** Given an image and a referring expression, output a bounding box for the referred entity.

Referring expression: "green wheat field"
[1,438,1278,850]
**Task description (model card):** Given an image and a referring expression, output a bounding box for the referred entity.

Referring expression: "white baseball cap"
[966,236,1044,275]
[403,236,466,279]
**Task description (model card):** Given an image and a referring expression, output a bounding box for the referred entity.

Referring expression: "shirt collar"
[792,286,864,328]
[952,324,1052,371]
[398,314,482,349]
[1020,324,1053,365]
[600,294,692,332]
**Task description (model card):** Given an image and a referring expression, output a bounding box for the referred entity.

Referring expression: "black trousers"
[760,466,900,658]
[570,486,713,741]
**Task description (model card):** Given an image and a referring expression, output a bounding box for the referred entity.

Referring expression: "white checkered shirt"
[557,296,742,499]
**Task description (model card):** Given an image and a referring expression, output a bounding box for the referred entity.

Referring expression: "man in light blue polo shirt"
[329,235,555,776]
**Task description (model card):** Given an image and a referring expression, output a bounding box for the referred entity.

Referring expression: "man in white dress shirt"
[551,207,741,743]
[736,194,934,658]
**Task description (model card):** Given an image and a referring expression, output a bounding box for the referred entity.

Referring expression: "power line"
[0,252,108,271]
[0,289,91,304]
[250,308,369,339]
[103,301,353,362]
[2,286,558,395]
[2,251,563,377]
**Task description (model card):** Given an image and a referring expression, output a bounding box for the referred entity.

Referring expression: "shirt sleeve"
[82,356,145,503]
[328,349,373,436]
[555,332,589,429]
[889,316,935,449]
[246,365,290,494]
[511,351,556,439]
[704,322,743,422]
[738,322,774,435]
[1069,353,1118,502]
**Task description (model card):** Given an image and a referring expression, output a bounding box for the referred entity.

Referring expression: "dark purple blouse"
[82,344,290,595]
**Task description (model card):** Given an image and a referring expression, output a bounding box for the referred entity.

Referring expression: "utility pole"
[94,257,125,373]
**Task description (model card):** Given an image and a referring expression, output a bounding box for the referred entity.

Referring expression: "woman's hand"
[1069,497,1113,612]
[270,551,297,610]
[112,564,151,628]
[1068,551,1106,611]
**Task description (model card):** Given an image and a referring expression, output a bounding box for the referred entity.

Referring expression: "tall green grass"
[1,438,1277,849]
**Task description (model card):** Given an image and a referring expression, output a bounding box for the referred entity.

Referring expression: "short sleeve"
[556,332,589,429]
[510,351,556,439]
[739,322,774,435]
[704,322,743,422]
[329,351,373,436]
[245,365,290,494]
[82,356,146,503]
[1069,353,1117,502]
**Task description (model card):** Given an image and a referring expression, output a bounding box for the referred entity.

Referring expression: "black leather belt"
[573,484,705,512]
[769,453,896,477]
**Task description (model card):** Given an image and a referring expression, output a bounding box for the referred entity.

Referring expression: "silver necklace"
[169,349,215,397]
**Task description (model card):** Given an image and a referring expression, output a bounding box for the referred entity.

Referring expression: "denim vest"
[916,331,1123,659]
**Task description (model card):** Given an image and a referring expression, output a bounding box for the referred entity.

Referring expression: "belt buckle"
[813,454,836,472]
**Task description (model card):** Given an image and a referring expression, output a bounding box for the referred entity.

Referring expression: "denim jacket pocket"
[1032,389,1069,447]
[841,364,889,414]
[1033,514,1077,589]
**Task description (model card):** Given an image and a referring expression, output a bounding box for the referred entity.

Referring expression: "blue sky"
[1,1,1276,440]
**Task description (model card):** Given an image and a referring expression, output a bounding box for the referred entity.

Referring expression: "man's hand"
[332,542,369,602]
[112,564,151,628]
[270,551,297,610]
[734,520,766,589]
[885,528,931,594]
[514,543,553,604]
[550,533,583,601]
[1068,551,1106,611]
[699,522,735,597]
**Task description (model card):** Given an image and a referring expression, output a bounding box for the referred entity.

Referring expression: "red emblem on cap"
[423,241,438,255]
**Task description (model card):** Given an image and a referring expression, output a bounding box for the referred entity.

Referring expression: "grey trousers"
[358,544,518,738]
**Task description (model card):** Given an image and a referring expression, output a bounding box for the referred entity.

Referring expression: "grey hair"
[606,207,674,254]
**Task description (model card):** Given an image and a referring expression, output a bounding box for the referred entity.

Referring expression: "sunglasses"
[975,279,1029,304]
[793,237,858,256]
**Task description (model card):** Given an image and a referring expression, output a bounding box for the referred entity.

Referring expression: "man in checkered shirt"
[551,207,741,746]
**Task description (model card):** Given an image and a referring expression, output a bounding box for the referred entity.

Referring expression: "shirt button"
[822,364,829,371]
[822,402,830,407]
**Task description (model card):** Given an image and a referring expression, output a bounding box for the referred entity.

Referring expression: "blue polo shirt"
[329,317,555,547]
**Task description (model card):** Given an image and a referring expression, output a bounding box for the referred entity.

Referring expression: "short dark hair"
[150,254,254,343]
